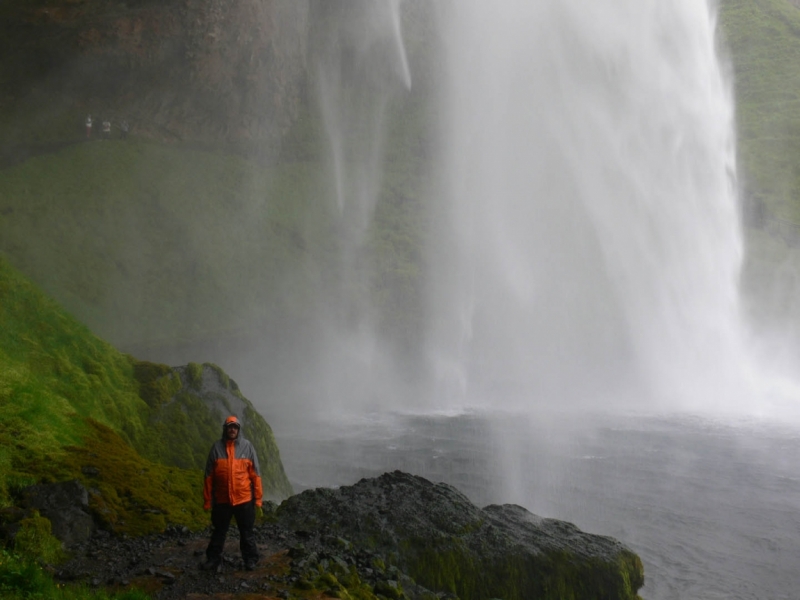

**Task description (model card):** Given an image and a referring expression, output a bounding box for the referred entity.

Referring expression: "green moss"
[142,390,222,470]
[184,363,203,390]
[400,538,643,600]
[13,511,65,564]
[60,419,207,537]
[720,0,800,222]
[0,140,335,350]
[306,564,381,600]
[0,255,148,450]
[0,549,151,600]
[0,549,56,599]
[131,361,180,409]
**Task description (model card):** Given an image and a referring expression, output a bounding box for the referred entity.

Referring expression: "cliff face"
[0,0,309,156]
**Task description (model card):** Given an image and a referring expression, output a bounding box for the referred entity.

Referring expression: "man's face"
[225,424,240,440]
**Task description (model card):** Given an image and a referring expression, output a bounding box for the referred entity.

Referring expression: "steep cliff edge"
[0,0,309,157]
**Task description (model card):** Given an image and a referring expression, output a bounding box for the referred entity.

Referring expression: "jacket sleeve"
[249,444,263,508]
[203,446,216,510]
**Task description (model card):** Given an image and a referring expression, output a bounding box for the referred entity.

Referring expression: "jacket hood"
[220,415,243,441]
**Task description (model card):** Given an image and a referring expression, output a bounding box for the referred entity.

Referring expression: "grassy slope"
[0,252,148,449]
[0,131,430,368]
[720,0,800,222]
[0,139,337,348]
[0,252,199,532]
[0,255,290,532]
[0,3,435,358]
[719,0,800,327]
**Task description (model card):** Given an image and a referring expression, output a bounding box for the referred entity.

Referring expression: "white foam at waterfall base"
[425,0,766,414]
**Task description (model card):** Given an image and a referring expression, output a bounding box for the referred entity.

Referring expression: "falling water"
[277,5,800,598]
[426,0,751,412]
[308,0,412,411]
[315,0,410,227]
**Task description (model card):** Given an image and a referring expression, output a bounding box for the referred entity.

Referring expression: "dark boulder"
[277,470,644,600]
[20,479,96,547]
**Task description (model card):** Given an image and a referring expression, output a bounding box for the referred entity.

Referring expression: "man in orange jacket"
[201,415,263,571]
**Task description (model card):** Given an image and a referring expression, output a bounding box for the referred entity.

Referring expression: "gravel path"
[55,523,301,599]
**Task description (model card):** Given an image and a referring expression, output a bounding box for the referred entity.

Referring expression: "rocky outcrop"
[20,480,96,547]
[277,471,644,600]
[133,360,293,502]
[42,471,643,600]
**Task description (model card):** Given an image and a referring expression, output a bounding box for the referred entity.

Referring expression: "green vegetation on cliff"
[0,2,436,364]
[0,255,291,531]
[720,0,800,223]
[1,550,150,600]
[0,139,334,348]
[718,0,800,329]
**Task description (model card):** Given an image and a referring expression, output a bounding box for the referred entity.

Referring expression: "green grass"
[0,139,337,348]
[720,0,800,221]
[0,252,148,453]
[0,549,151,600]
[0,253,160,516]
[0,254,291,527]
[718,0,800,325]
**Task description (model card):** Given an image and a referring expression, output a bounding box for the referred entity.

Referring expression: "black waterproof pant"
[206,501,259,563]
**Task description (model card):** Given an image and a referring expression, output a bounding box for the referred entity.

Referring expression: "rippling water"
[276,411,800,600]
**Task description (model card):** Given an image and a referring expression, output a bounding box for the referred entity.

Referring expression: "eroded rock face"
[277,470,645,600]
[0,0,310,154]
[21,479,96,547]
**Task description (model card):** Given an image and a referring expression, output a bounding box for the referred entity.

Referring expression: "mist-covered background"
[3,0,800,421]
[3,1,800,597]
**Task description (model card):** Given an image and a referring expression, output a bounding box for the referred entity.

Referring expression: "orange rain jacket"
[203,429,263,509]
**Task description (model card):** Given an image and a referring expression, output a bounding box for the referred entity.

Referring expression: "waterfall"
[308,0,412,411]
[425,0,751,411]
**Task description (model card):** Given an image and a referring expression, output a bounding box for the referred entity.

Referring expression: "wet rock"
[43,470,643,600]
[20,480,95,546]
[81,466,100,477]
[277,470,644,600]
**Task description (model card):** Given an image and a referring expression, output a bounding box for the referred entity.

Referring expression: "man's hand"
[256,505,264,519]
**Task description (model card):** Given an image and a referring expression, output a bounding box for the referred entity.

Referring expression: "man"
[202,415,263,571]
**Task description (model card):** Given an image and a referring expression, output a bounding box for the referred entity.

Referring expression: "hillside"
[720,0,800,336]
[0,139,334,348]
[0,254,291,536]
[0,1,435,370]
[721,0,800,225]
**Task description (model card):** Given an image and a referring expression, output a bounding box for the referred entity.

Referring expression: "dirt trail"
[55,524,303,599]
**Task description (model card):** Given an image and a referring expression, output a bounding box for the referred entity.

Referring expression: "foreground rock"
[50,471,643,599]
[278,471,644,600]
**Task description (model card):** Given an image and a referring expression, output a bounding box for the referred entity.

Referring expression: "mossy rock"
[277,471,644,600]
[135,360,293,501]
